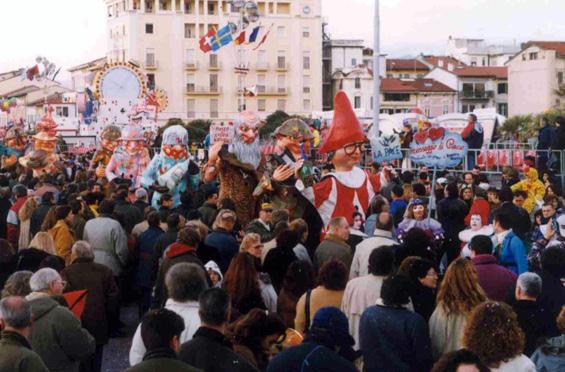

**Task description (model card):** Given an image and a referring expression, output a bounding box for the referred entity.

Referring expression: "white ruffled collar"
[325,167,367,188]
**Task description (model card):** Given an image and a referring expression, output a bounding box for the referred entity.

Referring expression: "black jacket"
[30,203,53,238]
[133,200,149,216]
[114,199,143,234]
[436,197,469,238]
[15,248,65,273]
[125,347,201,372]
[408,280,436,322]
[0,196,11,240]
[513,300,557,356]
[263,247,298,292]
[267,341,356,372]
[178,327,258,372]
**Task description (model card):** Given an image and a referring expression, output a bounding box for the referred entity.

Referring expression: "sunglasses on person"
[343,142,367,156]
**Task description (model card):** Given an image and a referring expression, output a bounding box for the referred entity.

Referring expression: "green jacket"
[0,331,49,372]
[125,347,202,372]
[28,294,95,372]
[245,219,273,243]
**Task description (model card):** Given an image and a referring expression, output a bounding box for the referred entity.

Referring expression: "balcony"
[208,61,222,70]
[145,60,158,70]
[258,86,289,96]
[460,90,494,100]
[255,62,269,71]
[185,61,198,70]
[185,85,221,95]
[276,62,289,71]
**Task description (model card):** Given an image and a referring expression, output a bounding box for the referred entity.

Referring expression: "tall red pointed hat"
[318,91,367,154]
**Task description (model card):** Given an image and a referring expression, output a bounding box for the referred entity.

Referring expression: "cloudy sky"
[1,0,564,74]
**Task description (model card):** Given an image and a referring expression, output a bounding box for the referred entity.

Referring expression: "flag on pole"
[211,25,233,51]
[199,28,215,53]
[244,86,257,97]
[234,31,246,45]
[253,24,274,51]
[248,26,261,43]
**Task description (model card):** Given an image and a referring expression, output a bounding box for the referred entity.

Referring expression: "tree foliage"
[261,110,290,139]
[187,119,213,144]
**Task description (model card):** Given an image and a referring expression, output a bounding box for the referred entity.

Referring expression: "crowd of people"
[0,112,564,372]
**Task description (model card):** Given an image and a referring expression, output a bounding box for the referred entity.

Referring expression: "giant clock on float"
[93,62,147,100]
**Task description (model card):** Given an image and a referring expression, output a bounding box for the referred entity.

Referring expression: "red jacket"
[7,196,27,249]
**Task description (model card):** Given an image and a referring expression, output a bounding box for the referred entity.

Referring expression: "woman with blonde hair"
[240,233,263,259]
[430,258,487,359]
[16,232,64,272]
[463,301,535,371]
[18,197,38,249]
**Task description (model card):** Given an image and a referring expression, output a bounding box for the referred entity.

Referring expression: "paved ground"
[101,304,139,372]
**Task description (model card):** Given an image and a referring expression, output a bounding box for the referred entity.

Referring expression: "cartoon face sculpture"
[236,111,262,145]
[5,127,28,152]
[331,141,365,171]
[470,214,483,231]
[119,126,146,155]
[100,125,121,152]
[161,125,189,161]
[33,133,57,154]
[273,118,313,156]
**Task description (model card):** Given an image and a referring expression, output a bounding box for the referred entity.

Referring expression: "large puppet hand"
[272,164,294,182]
[208,142,223,165]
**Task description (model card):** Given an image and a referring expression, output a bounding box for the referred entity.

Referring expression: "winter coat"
[130,299,201,366]
[83,215,129,276]
[61,257,119,346]
[27,294,95,372]
[245,219,273,243]
[7,196,27,250]
[15,248,63,272]
[350,230,396,279]
[263,247,297,293]
[30,203,52,238]
[277,289,300,329]
[390,199,408,228]
[114,199,143,234]
[461,121,484,149]
[49,220,75,265]
[178,327,258,372]
[496,230,528,274]
[151,228,179,275]
[472,254,517,301]
[437,196,469,238]
[538,124,556,150]
[126,347,201,372]
[429,306,469,359]
[204,228,239,273]
[0,331,49,372]
[496,202,531,240]
[513,300,557,356]
[267,341,356,372]
[360,302,433,372]
[531,335,565,372]
[198,202,217,228]
[313,234,352,274]
[294,286,344,333]
[152,242,204,308]
[408,280,436,322]
[0,196,11,240]
[134,226,164,289]
[132,200,149,217]
[538,271,565,333]
[341,274,386,349]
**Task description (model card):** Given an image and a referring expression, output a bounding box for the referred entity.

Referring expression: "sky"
[1,0,564,76]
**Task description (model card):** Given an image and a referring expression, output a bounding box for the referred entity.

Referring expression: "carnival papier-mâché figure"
[1,126,28,169]
[19,108,61,177]
[105,125,151,189]
[90,125,121,178]
[458,213,494,258]
[141,125,200,209]
[205,111,265,228]
[295,91,388,227]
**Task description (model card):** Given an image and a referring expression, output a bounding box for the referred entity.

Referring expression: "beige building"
[507,41,565,116]
[104,0,322,122]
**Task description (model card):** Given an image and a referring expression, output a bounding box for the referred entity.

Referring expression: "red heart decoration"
[428,127,445,142]
[414,131,427,145]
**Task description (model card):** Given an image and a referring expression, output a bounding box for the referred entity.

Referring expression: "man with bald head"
[0,296,49,372]
[350,212,397,279]
[314,217,352,273]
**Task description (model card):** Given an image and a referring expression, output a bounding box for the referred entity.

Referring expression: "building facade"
[104,0,322,122]
[447,37,520,67]
[386,59,430,79]
[507,41,565,116]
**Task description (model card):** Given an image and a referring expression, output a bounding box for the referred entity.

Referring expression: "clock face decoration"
[94,62,147,100]
[303,5,311,14]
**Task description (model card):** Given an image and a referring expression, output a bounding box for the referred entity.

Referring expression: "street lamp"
[228,0,260,112]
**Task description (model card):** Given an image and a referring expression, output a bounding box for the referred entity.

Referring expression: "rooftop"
[67,57,107,72]
[523,41,565,57]
[380,78,455,93]
[386,59,430,71]
[452,66,508,79]
[422,55,466,69]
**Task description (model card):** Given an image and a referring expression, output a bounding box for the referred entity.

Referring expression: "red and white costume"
[297,167,382,226]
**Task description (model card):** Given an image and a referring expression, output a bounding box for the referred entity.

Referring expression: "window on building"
[355,77,361,89]
[558,72,564,85]
[443,103,449,115]
[277,52,286,69]
[303,54,310,70]
[302,27,310,38]
[268,3,274,13]
[497,83,508,94]
[424,106,431,117]
[277,2,290,14]
[383,93,410,102]
[370,96,373,110]
[208,2,215,14]
[277,99,286,111]
[186,74,194,92]
[258,99,266,112]
[482,58,486,66]
[56,107,69,117]
[187,99,195,118]
[108,6,113,17]
[147,73,156,90]
[522,54,527,61]
[354,96,361,109]
[351,58,357,66]
[145,23,153,34]
[185,0,193,13]
[303,99,311,111]
[186,49,195,64]
[146,48,156,66]
[303,75,311,93]
[277,75,286,92]
[210,99,218,118]
[210,54,219,68]
[257,74,266,93]
[184,23,195,38]
[529,52,538,60]
[237,75,244,90]
[470,61,477,66]
[209,74,218,92]
[257,50,266,64]
[277,26,285,38]
[497,103,508,116]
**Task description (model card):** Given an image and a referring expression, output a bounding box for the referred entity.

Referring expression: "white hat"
[437,177,447,185]
[135,188,148,199]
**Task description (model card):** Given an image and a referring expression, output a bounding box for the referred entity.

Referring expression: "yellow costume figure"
[511,167,545,213]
